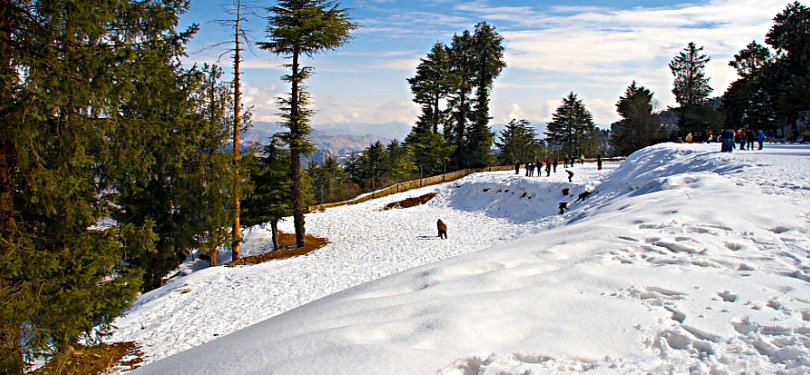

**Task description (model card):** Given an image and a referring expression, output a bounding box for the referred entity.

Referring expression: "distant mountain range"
[243,122,398,163]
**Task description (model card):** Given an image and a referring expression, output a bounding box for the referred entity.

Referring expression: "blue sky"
[179,0,788,139]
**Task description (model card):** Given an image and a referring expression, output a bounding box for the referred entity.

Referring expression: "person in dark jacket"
[437,219,447,239]
[514,161,520,174]
[596,154,603,171]
[721,128,735,152]
[566,169,574,182]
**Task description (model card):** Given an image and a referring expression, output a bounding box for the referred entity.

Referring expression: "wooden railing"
[307,166,514,212]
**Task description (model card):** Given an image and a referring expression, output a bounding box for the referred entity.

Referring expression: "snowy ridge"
[123,143,810,374]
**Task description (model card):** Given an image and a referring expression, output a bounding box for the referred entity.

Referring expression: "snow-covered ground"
[116,143,810,374]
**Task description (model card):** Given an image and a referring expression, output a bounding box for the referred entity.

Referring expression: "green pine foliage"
[243,136,294,251]
[405,22,505,172]
[545,92,597,156]
[610,82,668,156]
[405,131,455,178]
[0,0,213,372]
[259,0,356,248]
[669,42,713,107]
[309,156,349,204]
[408,43,452,135]
[495,119,543,165]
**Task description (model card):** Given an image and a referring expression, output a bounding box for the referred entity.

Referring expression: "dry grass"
[33,341,142,375]
[228,231,330,267]
[383,192,436,210]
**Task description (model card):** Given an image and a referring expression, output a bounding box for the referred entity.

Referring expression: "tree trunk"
[291,46,306,248]
[231,3,242,261]
[270,220,279,251]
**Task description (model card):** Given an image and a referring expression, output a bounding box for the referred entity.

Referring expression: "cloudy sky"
[179,0,788,139]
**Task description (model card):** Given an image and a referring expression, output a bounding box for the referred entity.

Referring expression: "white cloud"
[222,0,790,134]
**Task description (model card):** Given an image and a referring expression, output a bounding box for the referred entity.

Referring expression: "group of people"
[719,128,766,152]
[518,159,556,177]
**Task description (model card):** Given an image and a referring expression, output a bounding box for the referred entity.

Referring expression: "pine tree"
[669,42,713,107]
[0,0,198,371]
[495,119,541,165]
[408,42,452,135]
[404,131,455,177]
[309,156,347,203]
[466,22,505,168]
[446,30,475,169]
[669,42,715,135]
[724,42,776,131]
[545,92,596,156]
[360,141,387,190]
[242,136,292,251]
[765,2,810,134]
[384,140,416,183]
[610,82,667,155]
[259,0,356,248]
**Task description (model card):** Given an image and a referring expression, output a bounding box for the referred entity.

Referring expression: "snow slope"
[121,143,810,374]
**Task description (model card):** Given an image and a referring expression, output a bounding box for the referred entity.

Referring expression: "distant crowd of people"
[513,154,604,179]
[682,127,810,153]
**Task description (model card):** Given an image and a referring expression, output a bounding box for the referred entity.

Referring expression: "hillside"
[117,143,810,374]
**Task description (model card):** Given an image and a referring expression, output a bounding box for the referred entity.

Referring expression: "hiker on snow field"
[721,128,735,152]
[597,154,603,171]
[437,219,448,239]
[514,161,520,174]
[757,129,765,150]
[566,169,574,182]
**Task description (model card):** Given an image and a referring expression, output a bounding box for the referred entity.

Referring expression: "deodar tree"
[669,42,716,135]
[0,0,204,371]
[610,81,667,155]
[259,0,356,248]
[545,92,596,157]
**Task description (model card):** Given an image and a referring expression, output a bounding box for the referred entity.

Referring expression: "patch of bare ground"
[383,192,437,210]
[33,341,142,375]
[228,231,330,267]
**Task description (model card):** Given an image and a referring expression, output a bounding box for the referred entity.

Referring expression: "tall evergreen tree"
[309,156,347,204]
[384,140,416,183]
[446,30,475,170]
[545,92,596,156]
[242,136,292,251]
[495,119,541,165]
[765,1,810,134]
[259,0,356,248]
[724,42,776,131]
[610,82,667,155]
[0,0,198,371]
[404,131,455,178]
[669,42,715,135]
[669,42,713,107]
[466,22,506,168]
[359,141,387,190]
[408,42,452,135]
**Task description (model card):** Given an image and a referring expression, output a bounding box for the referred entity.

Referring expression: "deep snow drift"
[119,143,810,374]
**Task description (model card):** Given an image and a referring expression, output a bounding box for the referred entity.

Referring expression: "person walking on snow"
[437,219,448,239]
[566,169,574,182]
[756,129,765,150]
[514,161,520,174]
[552,159,558,173]
[597,154,603,171]
[720,128,735,152]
